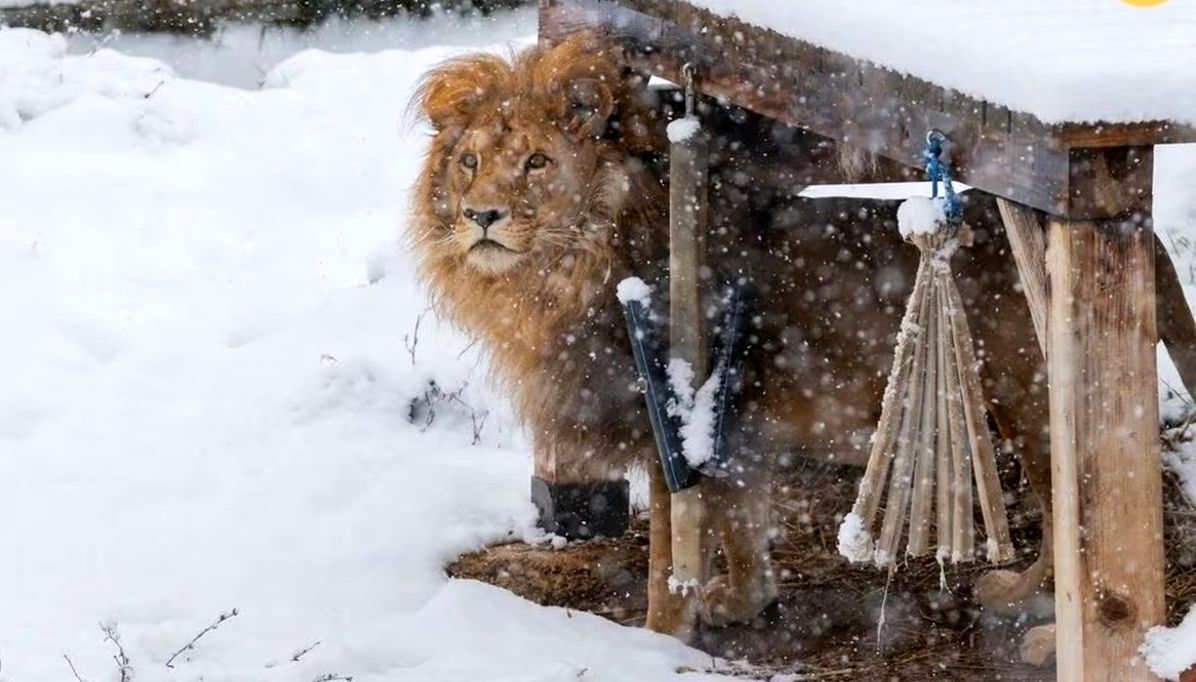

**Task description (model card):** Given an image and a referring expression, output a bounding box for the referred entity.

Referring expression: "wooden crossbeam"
[540,0,1196,219]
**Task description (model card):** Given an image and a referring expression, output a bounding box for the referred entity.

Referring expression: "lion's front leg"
[704,480,777,627]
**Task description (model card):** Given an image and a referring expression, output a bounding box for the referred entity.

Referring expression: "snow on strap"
[684,0,1196,125]
[1141,604,1196,681]
[616,276,653,307]
[667,117,701,143]
[665,358,722,468]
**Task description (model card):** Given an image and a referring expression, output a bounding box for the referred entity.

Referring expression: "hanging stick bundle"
[838,138,1014,570]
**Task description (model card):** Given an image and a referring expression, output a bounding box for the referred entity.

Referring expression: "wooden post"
[668,102,709,615]
[1047,214,1166,682]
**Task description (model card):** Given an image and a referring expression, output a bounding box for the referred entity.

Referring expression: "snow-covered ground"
[2,10,1196,681]
[60,12,539,89]
[0,22,728,682]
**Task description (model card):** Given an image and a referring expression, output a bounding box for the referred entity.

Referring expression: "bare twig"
[266,640,322,669]
[142,81,165,100]
[100,622,132,682]
[165,608,239,668]
[292,641,321,663]
[470,409,488,446]
[63,654,89,682]
[403,310,428,366]
[456,336,479,359]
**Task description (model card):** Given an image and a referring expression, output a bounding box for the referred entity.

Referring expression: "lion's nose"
[463,207,506,230]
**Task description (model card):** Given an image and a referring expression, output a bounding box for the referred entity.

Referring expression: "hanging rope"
[838,131,1015,570]
[923,129,963,225]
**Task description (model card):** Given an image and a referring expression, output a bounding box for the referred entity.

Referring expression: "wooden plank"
[996,198,1048,358]
[1047,216,1166,682]
[540,0,1196,218]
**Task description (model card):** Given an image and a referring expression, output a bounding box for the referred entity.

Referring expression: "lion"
[409,35,1055,644]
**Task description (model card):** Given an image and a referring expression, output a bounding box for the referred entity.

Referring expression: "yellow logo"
[1121,0,1170,5]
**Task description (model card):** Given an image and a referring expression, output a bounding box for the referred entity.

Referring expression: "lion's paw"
[975,569,1026,607]
[1020,623,1056,666]
[702,573,778,627]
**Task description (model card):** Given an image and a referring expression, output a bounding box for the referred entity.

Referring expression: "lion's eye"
[460,153,478,170]
[526,152,551,171]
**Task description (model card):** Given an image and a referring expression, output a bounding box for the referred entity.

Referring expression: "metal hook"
[926,128,947,146]
[681,62,697,118]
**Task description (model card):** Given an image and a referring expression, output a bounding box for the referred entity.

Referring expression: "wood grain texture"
[667,126,707,594]
[1047,217,1165,682]
[996,198,1049,359]
[1156,235,1196,400]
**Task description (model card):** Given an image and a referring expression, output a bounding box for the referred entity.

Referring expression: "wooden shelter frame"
[536,1,1196,678]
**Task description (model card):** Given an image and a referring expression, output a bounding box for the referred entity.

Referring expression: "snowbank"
[1143,605,1196,681]
[0,26,729,682]
[687,0,1196,124]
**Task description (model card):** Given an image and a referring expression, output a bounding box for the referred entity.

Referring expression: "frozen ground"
[1,11,1196,682]
[0,21,727,682]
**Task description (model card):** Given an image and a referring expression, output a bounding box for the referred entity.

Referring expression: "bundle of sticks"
[838,198,1015,570]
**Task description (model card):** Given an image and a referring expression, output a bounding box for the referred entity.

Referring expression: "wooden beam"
[1155,236,1196,400]
[541,0,1196,219]
[1047,216,1166,682]
[996,198,1049,359]
[996,195,1196,404]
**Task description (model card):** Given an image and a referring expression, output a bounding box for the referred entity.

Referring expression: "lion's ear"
[531,34,620,138]
[414,54,509,131]
[562,77,615,138]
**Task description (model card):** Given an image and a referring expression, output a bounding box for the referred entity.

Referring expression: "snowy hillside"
[0,24,727,682]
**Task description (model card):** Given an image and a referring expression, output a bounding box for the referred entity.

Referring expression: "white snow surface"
[666,116,701,144]
[896,196,948,239]
[836,512,873,564]
[616,275,653,307]
[686,0,1196,124]
[666,358,722,468]
[0,25,730,682]
[1143,604,1196,681]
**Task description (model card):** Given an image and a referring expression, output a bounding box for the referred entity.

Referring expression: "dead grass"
[449,446,1196,680]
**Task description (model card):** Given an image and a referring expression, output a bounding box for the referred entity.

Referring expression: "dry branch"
[101,622,133,682]
[165,608,239,668]
[63,654,88,682]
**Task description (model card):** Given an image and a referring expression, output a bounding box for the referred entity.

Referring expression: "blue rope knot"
[924,130,963,225]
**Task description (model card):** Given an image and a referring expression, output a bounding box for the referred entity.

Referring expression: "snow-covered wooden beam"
[540,0,1196,220]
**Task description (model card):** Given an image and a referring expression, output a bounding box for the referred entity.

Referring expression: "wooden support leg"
[1047,216,1166,682]
[532,446,628,540]
[646,461,698,639]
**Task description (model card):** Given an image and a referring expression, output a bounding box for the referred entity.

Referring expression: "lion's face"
[440,109,604,274]
[412,36,656,278]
